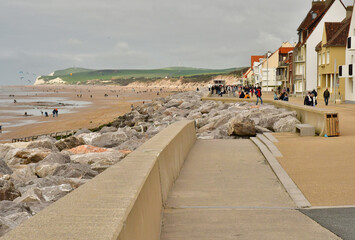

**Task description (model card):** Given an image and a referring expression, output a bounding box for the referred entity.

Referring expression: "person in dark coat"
[323,88,330,106]
[239,91,245,98]
[311,89,318,105]
[304,92,313,106]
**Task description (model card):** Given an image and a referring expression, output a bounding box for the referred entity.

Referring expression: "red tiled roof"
[251,55,264,67]
[324,17,351,47]
[279,47,294,54]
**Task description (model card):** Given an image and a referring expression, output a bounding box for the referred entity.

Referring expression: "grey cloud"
[0,0,354,85]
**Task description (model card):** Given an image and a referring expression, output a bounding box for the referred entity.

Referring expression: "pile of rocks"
[110,91,300,139]
[0,90,300,236]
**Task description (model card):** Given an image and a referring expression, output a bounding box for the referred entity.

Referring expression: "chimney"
[346,6,353,19]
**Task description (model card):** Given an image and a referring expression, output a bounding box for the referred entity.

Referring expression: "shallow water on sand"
[0,86,91,130]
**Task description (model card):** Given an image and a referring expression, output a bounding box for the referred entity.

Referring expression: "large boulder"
[74,128,91,136]
[273,116,301,132]
[5,148,51,165]
[258,111,297,130]
[13,187,44,204]
[34,163,61,178]
[165,99,182,108]
[55,136,85,151]
[179,102,194,109]
[26,137,58,152]
[40,184,73,202]
[99,126,118,134]
[115,139,143,151]
[68,145,108,155]
[227,116,256,137]
[0,201,31,236]
[70,151,125,173]
[41,153,71,164]
[0,145,13,160]
[90,131,128,148]
[0,179,21,201]
[11,165,38,188]
[0,159,13,175]
[0,201,30,217]
[51,163,98,179]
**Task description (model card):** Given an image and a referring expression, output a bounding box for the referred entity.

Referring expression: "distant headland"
[34,66,248,87]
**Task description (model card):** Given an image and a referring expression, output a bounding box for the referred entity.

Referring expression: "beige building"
[316,13,351,101]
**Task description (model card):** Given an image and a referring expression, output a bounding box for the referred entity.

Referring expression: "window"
[322,53,325,65]
[318,54,321,66]
[326,52,330,64]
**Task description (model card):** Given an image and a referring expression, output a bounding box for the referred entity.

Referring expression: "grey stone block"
[295,124,315,136]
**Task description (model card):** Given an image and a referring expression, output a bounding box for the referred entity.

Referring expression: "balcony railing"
[295,75,304,80]
[276,75,287,81]
[294,56,305,63]
[278,61,287,67]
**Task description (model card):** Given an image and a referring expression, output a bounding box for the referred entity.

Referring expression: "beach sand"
[0,85,180,142]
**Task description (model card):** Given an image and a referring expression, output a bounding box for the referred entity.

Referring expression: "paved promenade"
[268,95,355,206]
[160,140,339,239]
[212,92,355,206]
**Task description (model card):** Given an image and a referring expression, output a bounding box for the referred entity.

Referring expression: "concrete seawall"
[202,96,338,136]
[1,120,196,240]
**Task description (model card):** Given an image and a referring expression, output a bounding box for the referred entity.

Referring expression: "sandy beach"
[0,85,181,142]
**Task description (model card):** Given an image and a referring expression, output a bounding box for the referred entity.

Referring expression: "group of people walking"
[209,84,334,107]
[209,85,263,105]
[304,88,331,106]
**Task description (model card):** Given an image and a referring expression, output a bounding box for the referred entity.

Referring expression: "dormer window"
[311,11,317,19]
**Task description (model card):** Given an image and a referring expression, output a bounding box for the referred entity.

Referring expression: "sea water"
[0,86,91,133]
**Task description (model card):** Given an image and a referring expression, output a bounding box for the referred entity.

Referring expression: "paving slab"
[165,139,294,208]
[161,139,337,239]
[161,209,340,240]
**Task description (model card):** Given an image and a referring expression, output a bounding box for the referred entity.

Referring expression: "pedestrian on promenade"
[312,89,318,106]
[239,91,245,98]
[45,112,48,117]
[323,88,330,106]
[52,109,56,117]
[256,87,263,105]
[273,90,278,100]
[55,109,58,117]
[304,92,313,106]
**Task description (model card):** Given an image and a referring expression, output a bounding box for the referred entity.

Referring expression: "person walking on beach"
[0,122,2,133]
[256,87,263,105]
[52,109,56,117]
[323,88,330,106]
[55,109,58,117]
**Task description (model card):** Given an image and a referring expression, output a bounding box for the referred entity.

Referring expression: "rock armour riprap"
[0,90,301,237]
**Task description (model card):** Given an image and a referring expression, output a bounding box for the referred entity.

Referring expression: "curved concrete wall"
[202,96,338,136]
[1,120,196,240]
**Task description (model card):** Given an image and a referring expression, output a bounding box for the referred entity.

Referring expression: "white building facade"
[340,0,355,102]
[294,0,346,93]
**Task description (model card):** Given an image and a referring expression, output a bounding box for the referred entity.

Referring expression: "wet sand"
[0,85,179,142]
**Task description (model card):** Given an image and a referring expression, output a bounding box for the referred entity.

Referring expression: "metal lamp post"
[266,51,271,92]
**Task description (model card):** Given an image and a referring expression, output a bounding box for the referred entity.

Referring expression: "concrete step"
[263,132,278,143]
[250,137,311,208]
[256,134,283,158]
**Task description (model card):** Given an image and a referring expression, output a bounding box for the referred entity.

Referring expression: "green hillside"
[39,67,248,85]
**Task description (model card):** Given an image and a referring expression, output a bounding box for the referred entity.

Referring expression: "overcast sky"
[0,0,353,85]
